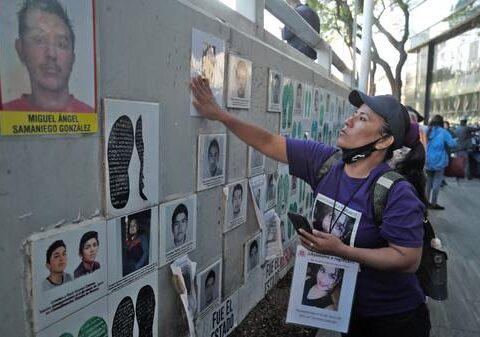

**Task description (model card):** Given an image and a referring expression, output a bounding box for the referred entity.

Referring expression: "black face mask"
[340,138,383,164]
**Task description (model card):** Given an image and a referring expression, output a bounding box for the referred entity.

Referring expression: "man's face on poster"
[172,212,188,246]
[232,187,243,218]
[248,243,258,269]
[47,245,67,274]
[314,90,319,112]
[205,274,216,305]
[208,142,220,176]
[16,8,74,94]
[235,61,248,98]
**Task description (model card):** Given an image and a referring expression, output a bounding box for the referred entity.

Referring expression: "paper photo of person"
[293,81,303,116]
[244,233,262,280]
[227,54,252,109]
[247,146,266,177]
[302,262,344,311]
[267,69,282,112]
[313,195,361,247]
[265,172,277,210]
[197,259,222,314]
[190,28,225,116]
[74,231,100,279]
[42,240,73,291]
[106,207,159,293]
[159,195,197,265]
[197,133,226,191]
[224,180,248,232]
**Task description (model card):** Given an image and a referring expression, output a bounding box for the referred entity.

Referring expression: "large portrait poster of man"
[0,0,97,136]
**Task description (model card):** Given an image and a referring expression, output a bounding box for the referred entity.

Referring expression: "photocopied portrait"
[244,233,262,280]
[313,194,361,247]
[197,133,226,191]
[170,256,197,334]
[197,259,222,315]
[248,146,266,177]
[190,28,225,116]
[28,219,107,332]
[159,194,197,266]
[0,0,97,135]
[265,172,277,211]
[224,180,248,232]
[104,99,160,218]
[293,81,303,116]
[267,69,282,112]
[106,207,159,293]
[227,54,252,109]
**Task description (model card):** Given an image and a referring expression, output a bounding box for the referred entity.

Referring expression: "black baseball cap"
[348,90,409,150]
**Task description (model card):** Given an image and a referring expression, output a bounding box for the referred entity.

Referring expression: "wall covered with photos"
[0,0,351,336]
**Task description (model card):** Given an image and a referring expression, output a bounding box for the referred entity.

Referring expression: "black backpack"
[315,152,448,300]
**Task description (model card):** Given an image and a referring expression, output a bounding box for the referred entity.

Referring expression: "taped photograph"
[197,133,226,191]
[227,54,252,109]
[159,194,197,265]
[224,179,248,232]
[190,28,225,116]
[197,259,222,316]
[244,232,262,280]
[267,69,282,112]
[247,146,265,177]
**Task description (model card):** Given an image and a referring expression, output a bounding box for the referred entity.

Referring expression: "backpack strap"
[371,170,405,226]
[314,150,341,185]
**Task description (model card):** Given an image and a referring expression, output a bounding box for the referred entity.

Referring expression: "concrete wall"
[0,0,350,336]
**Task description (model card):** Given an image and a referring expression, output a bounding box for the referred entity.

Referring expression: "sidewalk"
[315,177,480,337]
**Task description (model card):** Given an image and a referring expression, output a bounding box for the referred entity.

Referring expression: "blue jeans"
[426,169,444,204]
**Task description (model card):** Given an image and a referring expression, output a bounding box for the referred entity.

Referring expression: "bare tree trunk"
[369,61,377,95]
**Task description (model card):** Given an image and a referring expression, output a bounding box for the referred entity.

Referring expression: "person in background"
[425,115,456,210]
[281,2,320,60]
[454,117,480,179]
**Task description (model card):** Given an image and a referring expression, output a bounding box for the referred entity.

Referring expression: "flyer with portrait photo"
[267,69,283,112]
[286,246,359,333]
[227,54,252,109]
[106,207,159,293]
[0,0,97,136]
[262,209,283,261]
[244,232,262,281]
[293,81,303,116]
[247,146,266,177]
[25,218,107,333]
[197,133,227,191]
[249,174,266,227]
[191,28,225,116]
[313,193,362,247]
[223,179,248,232]
[104,98,160,219]
[197,259,222,317]
[159,194,197,266]
[264,171,277,211]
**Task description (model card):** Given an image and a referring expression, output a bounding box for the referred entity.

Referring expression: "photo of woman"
[122,216,150,276]
[302,262,343,310]
[313,200,355,245]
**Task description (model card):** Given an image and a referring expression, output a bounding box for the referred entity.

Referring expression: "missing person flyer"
[286,245,359,333]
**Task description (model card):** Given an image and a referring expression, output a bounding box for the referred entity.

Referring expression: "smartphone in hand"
[287,212,313,235]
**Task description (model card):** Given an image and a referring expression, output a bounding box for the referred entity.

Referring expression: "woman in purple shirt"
[191,76,430,337]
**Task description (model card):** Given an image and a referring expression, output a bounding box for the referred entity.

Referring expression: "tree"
[307,0,411,99]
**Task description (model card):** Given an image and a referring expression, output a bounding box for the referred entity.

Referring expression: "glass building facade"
[405,0,480,124]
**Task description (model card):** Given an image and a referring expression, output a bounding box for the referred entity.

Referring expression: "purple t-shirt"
[287,138,425,316]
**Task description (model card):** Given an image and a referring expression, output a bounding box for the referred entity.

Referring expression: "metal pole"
[352,0,358,88]
[359,0,374,93]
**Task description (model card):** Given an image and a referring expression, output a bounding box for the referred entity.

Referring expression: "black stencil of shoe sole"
[111,296,135,337]
[108,115,134,209]
[135,116,147,201]
[135,285,156,337]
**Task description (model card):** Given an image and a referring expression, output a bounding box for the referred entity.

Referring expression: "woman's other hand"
[191,75,225,121]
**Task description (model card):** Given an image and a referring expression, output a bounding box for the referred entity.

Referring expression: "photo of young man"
[42,240,73,291]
